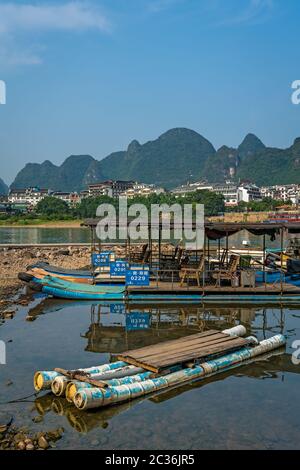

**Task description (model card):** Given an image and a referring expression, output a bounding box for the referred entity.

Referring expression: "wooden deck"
[115,330,251,373]
[127,281,300,296]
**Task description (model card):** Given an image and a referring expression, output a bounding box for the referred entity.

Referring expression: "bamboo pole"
[34,361,129,391]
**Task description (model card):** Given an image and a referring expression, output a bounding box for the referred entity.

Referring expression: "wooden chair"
[160,247,184,280]
[179,255,205,287]
[210,248,228,271]
[130,243,148,263]
[212,254,240,287]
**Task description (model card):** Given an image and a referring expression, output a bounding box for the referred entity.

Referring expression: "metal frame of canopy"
[82,219,300,294]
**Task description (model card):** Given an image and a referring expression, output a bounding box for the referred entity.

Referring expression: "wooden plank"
[123,337,247,367]
[117,335,249,373]
[130,334,239,362]
[118,337,246,373]
[54,368,109,388]
[119,330,220,358]
[149,338,248,368]
[125,333,227,360]
[132,336,245,363]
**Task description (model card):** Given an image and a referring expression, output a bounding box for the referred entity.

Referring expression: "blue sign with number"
[110,260,129,277]
[110,303,126,314]
[92,252,112,267]
[126,266,150,286]
[126,312,151,331]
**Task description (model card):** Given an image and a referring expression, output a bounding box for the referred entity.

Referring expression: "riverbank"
[0,212,270,227]
[0,243,134,309]
[209,212,269,223]
[0,220,83,228]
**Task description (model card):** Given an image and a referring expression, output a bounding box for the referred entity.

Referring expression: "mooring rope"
[0,391,39,405]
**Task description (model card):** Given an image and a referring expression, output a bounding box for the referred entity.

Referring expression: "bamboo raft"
[33,326,286,411]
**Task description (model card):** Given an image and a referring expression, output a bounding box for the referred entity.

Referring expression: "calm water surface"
[0,296,300,450]
[0,227,286,249]
[0,227,90,245]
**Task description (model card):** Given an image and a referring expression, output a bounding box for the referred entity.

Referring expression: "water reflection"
[23,297,300,438]
[27,298,291,353]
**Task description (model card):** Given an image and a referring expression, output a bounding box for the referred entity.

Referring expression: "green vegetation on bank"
[0,191,225,224]
[0,194,294,226]
[227,197,289,213]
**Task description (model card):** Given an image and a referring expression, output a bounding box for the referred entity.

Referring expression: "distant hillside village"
[1,178,300,215]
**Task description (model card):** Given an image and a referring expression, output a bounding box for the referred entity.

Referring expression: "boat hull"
[27,275,300,304]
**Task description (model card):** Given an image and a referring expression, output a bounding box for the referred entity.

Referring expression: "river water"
[0,227,91,245]
[0,297,300,450]
[0,226,284,250]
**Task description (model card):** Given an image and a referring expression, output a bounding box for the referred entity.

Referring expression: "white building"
[237,184,262,203]
[261,184,300,204]
[212,183,239,207]
[88,181,135,198]
[51,192,81,206]
[8,187,50,207]
[121,182,165,198]
[171,182,214,196]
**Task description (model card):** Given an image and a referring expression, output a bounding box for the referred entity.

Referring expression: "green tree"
[36,197,70,217]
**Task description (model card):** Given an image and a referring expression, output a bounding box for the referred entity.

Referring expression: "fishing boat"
[25,275,126,301]
[24,262,124,284]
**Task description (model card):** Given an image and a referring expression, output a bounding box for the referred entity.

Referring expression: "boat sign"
[110,303,126,314]
[110,260,129,277]
[126,312,151,331]
[126,266,150,286]
[92,252,112,267]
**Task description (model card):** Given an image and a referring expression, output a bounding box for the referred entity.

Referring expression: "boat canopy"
[82,219,300,241]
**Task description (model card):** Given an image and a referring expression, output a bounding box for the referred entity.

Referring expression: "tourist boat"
[20,272,300,304]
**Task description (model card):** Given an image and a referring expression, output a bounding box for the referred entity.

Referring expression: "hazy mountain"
[11,155,99,192]
[237,133,266,159]
[202,146,238,183]
[0,178,8,195]
[100,128,216,188]
[11,128,216,190]
[10,129,300,191]
[236,138,300,186]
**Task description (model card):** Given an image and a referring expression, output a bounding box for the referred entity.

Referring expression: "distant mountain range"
[9,128,300,191]
[0,177,8,195]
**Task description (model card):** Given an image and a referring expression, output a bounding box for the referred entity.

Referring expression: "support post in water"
[0,340,6,365]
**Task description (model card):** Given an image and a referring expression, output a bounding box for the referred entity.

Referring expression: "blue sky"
[0,0,300,183]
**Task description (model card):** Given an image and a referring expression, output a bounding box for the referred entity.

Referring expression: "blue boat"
[29,275,126,301]
[26,274,300,304]
[256,270,300,287]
